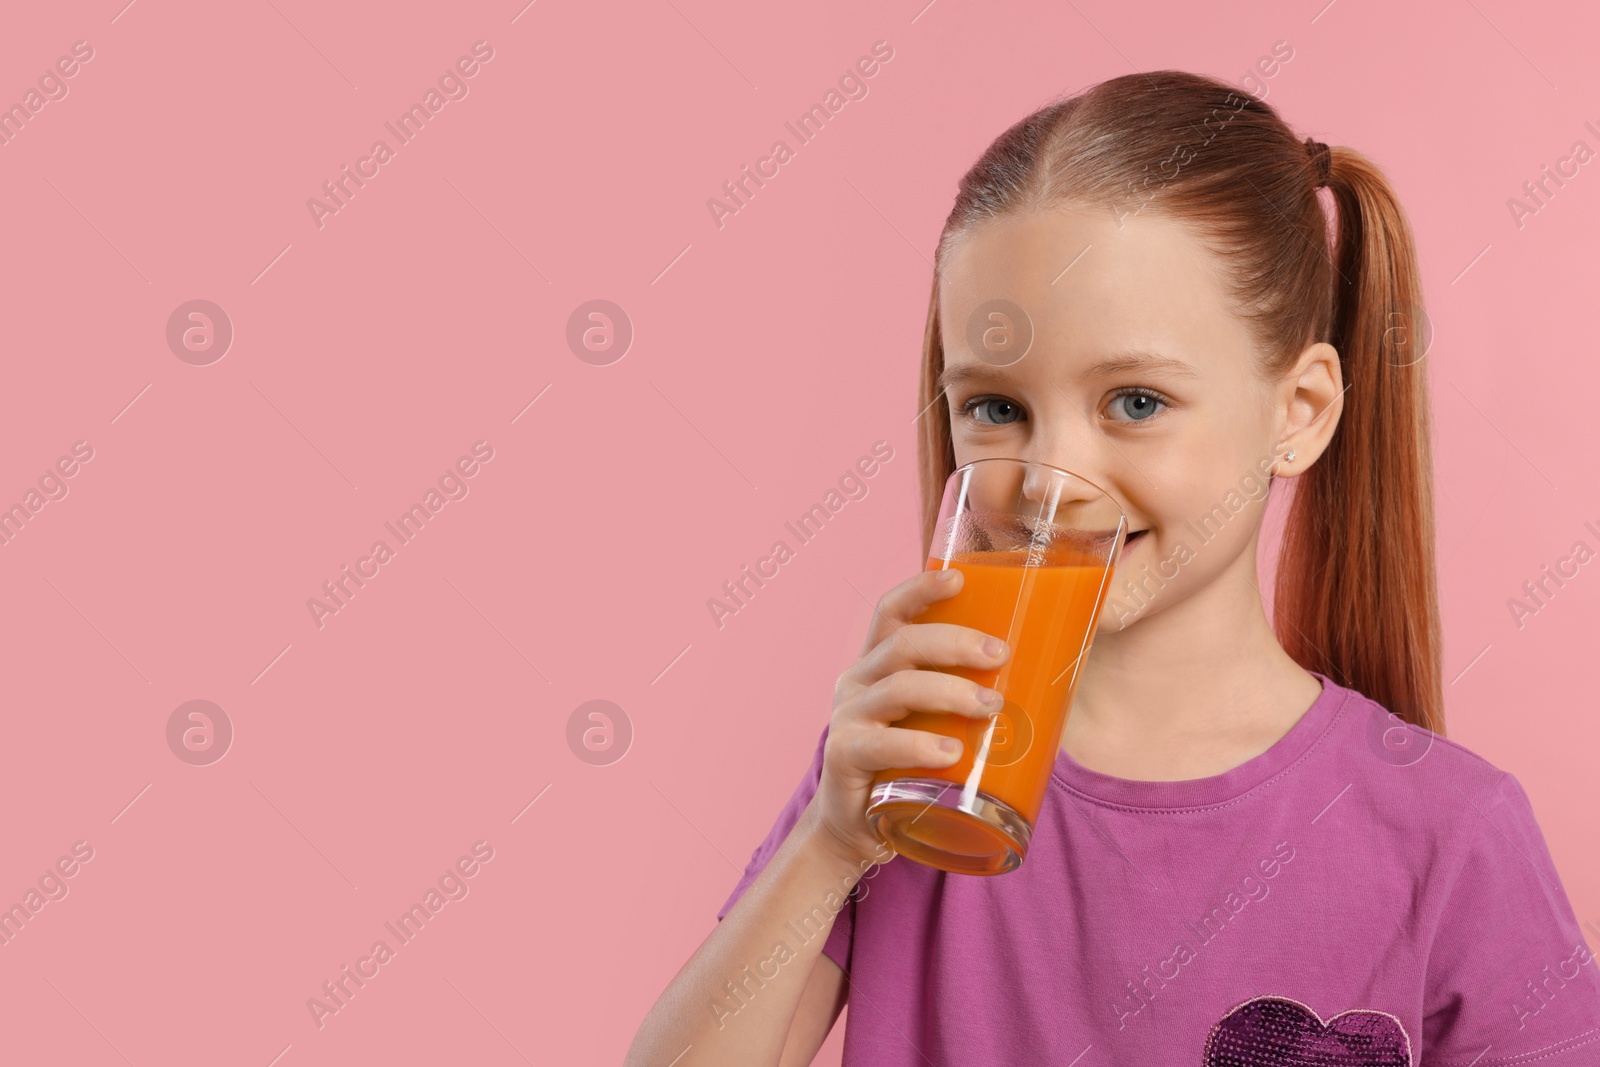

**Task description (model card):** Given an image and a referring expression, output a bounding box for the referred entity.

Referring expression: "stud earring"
[1285,450,1297,462]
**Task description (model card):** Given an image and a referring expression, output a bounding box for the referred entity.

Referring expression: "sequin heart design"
[1203,994,1412,1065]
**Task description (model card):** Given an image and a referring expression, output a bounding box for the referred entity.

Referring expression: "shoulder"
[1319,676,1511,815]
[1310,676,1539,884]
[1320,677,1583,912]
[1311,683,1600,1058]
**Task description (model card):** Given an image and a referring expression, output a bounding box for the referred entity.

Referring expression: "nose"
[1015,459,1127,551]
[1009,404,1130,525]
[1020,461,1121,515]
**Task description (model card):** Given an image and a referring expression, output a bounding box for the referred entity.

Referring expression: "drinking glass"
[865,457,1127,875]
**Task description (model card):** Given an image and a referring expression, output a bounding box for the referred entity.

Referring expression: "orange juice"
[869,545,1114,867]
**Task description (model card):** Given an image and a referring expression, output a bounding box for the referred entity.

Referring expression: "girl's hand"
[806,567,1011,869]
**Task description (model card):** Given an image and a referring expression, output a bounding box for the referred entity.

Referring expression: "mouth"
[1083,527,1148,554]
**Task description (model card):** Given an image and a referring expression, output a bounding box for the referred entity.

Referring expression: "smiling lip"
[1084,528,1146,552]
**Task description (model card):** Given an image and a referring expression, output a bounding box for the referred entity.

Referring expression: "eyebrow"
[937,351,1199,392]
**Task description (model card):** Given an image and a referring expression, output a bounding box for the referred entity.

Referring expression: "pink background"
[1,1,1596,1064]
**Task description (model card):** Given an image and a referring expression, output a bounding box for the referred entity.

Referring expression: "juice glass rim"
[946,456,1128,557]
[952,456,1122,507]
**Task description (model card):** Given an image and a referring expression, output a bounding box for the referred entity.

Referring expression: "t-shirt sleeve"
[714,722,854,975]
[1421,771,1600,1065]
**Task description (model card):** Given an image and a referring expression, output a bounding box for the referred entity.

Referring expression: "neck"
[1063,532,1321,776]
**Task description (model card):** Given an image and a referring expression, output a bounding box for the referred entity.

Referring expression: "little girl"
[627,70,1600,1066]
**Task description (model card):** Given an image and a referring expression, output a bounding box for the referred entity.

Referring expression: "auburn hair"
[914,71,1443,734]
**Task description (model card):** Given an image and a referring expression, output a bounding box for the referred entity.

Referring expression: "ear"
[1273,342,1344,477]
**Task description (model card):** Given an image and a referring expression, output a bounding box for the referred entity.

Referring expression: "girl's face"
[937,206,1304,630]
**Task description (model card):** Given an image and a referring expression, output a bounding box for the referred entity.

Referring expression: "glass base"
[866,777,1031,876]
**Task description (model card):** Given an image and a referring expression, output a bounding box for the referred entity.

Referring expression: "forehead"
[937,207,1248,374]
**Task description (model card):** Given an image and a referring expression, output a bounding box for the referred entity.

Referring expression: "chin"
[1095,600,1144,634]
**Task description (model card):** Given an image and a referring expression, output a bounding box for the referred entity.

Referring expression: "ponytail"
[1274,148,1443,733]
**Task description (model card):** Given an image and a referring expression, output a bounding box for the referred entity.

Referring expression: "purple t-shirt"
[716,671,1600,1065]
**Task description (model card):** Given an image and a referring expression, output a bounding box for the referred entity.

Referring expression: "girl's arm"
[778,953,847,1066]
[624,802,861,1067]
[629,567,1003,1064]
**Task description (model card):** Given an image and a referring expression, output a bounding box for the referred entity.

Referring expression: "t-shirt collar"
[1049,670,1352,811]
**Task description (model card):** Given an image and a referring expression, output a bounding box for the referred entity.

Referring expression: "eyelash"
[957,388,1171,425]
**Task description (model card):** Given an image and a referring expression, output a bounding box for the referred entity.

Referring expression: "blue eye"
[1108,388,1167,423]
[957,390,1170,427]
[959,396,1025,425]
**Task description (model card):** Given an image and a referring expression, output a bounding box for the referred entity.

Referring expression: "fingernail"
[983,636,1005,658]
[975,687,1002,707]
[938,736,962,753]
[937,568,959,582]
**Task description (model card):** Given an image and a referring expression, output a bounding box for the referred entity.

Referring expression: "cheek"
[1132,441,1271,535]
[1150,481,1264,572]
[1099,483,1261,600]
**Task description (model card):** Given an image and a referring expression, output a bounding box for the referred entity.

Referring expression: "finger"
[857,567,965,659]
[836,723,966,777]
[846,619,1009,691]
[845,666,1006,727]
